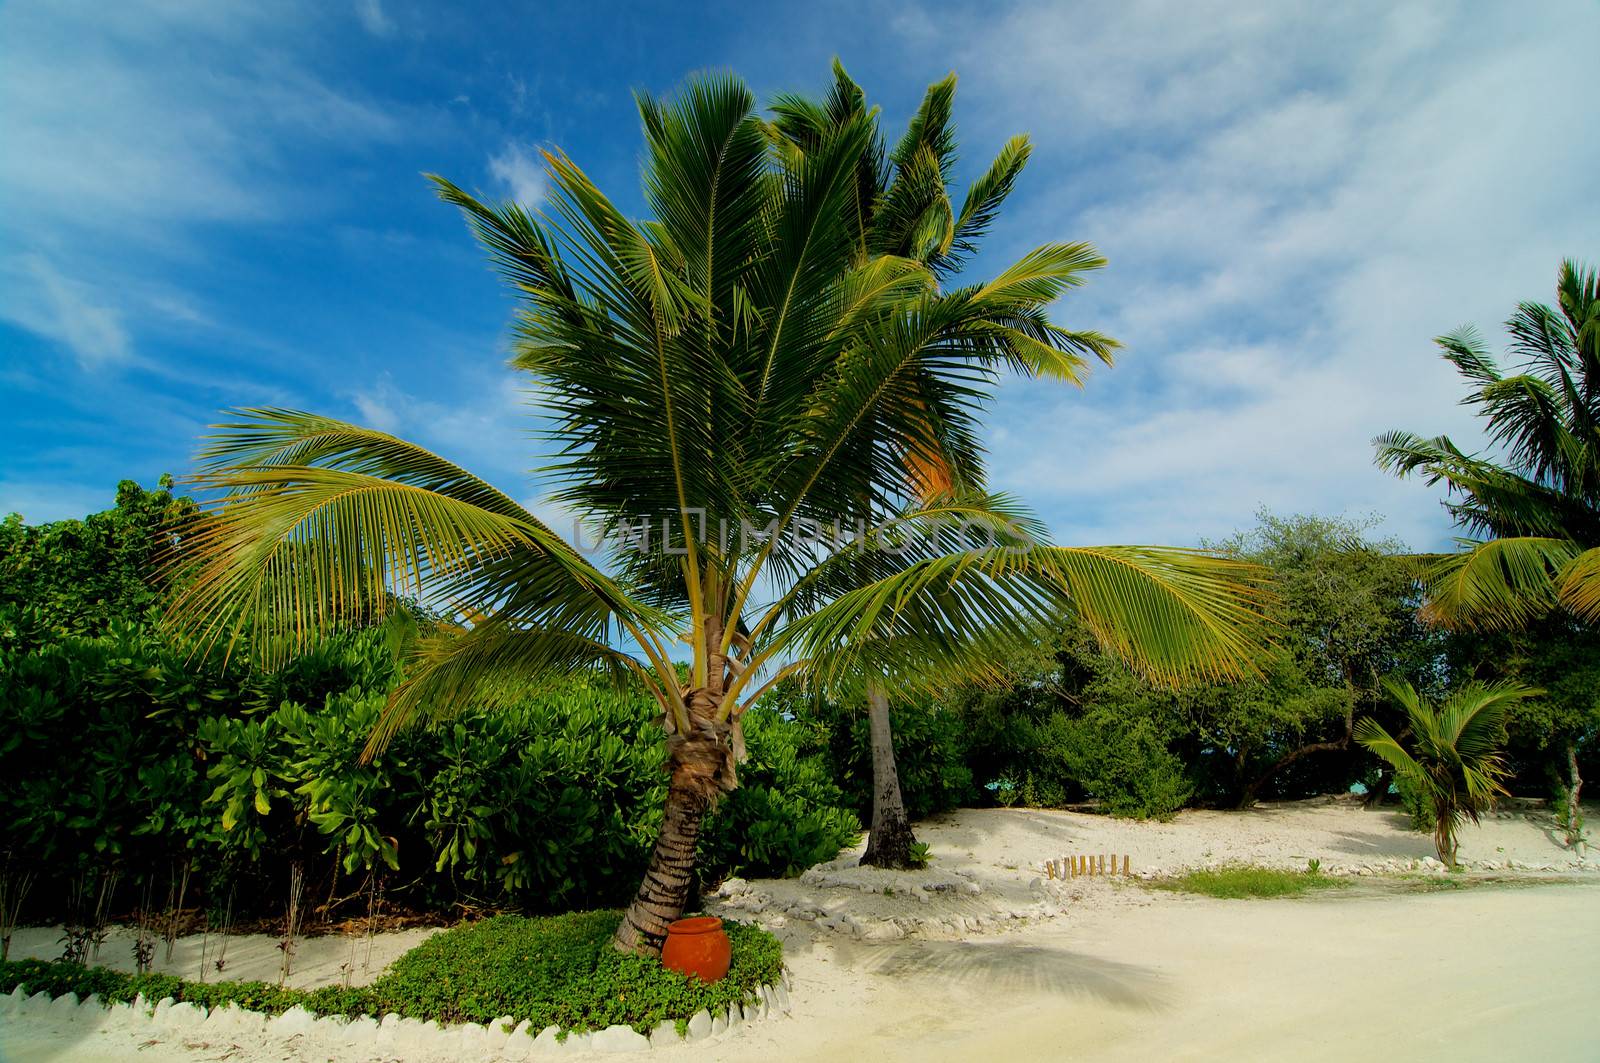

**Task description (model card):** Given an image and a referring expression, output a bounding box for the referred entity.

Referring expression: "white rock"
[343,1015,379,1043]
[709,1011,728,1036]
[561,1031,596,1053]
[457,1021,489,1054]
[165,1001,206,1028]
[774,982,791,1013]
[50,991,81,1014]
[502,1020,535,1060]
[485,1015,514,1050]
[152,996,177,1022]
[719,877,748,896]
[685,1009,713,1041]
[271,1004,317,1035]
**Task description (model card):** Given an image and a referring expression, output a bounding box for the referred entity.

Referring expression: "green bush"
[0,912,782,1035]
[700,708,861,879]
[0,622,855,925]
[1055,706,1192,820]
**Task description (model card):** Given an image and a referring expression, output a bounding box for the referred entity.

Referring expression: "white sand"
[4,799,1596,1062]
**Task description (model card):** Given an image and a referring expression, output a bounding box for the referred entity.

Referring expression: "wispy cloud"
[488,143,548,206]
[9,255,132,368]
[0,0,410,366]
[354,0,396,38]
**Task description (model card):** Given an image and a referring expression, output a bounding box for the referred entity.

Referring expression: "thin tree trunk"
[1565,742,1584,848]
[859,683,918,869]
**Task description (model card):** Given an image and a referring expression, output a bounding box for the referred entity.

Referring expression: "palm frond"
[1419,537,1581,629]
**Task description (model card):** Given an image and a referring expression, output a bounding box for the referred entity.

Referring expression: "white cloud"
[912,0,1600,550]
[354,0,395,38]
[488,143,548,206]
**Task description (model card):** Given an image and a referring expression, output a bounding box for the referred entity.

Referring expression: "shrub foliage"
[0,911,782,1034]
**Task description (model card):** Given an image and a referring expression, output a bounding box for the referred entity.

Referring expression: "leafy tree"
[1206,512,1444,805]
[0,478,197,649]
[1355,678,1534,865]
[166,70,1270,954]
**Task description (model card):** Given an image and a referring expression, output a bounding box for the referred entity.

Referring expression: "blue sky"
[3,0,1597,550]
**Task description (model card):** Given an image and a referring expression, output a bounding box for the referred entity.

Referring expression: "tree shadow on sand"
[823,937,1172,1012]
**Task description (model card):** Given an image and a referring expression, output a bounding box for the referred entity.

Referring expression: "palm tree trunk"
[859,683,918,869]
[612,736,719,955]
[1564,742,1584,848]
[614,608,736,956]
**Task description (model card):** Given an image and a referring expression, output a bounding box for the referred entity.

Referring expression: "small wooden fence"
[1043,854,1131,879]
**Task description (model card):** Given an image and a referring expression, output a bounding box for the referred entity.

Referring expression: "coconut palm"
[1374,259,1600,628]
[169,70,1272,956]
[1354,678,1533,865]
[769,63,1122,868]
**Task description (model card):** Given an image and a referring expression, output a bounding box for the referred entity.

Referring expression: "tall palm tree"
[1354,678,1532,865]
[1374,259,1600,628]
[169,70,1272,956]
[770,63,1122,868]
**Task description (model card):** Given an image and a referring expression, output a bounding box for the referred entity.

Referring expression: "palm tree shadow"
[826,937,1171,1012]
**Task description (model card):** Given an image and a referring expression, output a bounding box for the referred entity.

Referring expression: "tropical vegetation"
[161,66,1271,955]
[1377,258,1600,841]
[1355,679,1535,865]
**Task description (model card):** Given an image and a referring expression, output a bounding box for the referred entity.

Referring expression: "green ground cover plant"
[0,911,782,1035]
[1148,865,1347,899]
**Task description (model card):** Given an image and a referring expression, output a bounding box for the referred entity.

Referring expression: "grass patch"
[0,910,781,1035]
[1148,865,1347,899]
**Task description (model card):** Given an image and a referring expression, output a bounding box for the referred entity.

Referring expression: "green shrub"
[0,625,855,924]
[700,708,861,879]
[1056,707,1192,820]
[784,691,974,821]
[1394,773,1434,833]
[0,911,783,1035]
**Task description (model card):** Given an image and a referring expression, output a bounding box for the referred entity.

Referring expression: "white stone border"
[0,970,793,1056]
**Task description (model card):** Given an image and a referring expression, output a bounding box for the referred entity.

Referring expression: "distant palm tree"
[1355,678,1533,865]
[170,70,1272,955]
[1374,259,1600,628]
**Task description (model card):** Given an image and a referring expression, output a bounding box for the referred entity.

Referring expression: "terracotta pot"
[661,916,731,983]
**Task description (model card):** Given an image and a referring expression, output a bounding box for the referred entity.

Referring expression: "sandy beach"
[4,799,1596,1062]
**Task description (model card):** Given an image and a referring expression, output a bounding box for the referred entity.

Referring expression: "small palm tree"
[1354,678,1534,865]
[1374,259,1600,628]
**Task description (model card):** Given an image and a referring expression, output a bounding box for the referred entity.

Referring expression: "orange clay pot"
[661,916,731,983]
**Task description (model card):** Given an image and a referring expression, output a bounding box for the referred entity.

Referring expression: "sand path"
[4,802,1595,1061]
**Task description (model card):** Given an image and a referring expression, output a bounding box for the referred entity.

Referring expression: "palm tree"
[169,70,1272,956]
[1374,259,1600,628]
[1354,678,1533,865]
[769,63,1122,868]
